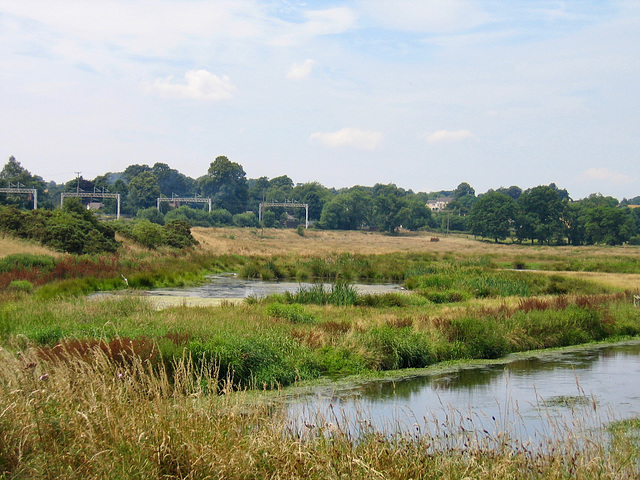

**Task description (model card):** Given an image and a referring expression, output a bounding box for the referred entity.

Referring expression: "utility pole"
[75,171,82,194]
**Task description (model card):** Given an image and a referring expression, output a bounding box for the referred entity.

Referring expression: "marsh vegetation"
[1,228,640,478]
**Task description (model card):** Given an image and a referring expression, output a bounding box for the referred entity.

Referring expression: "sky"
[1,0,639,200]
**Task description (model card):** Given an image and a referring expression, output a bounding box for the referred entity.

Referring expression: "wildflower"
[39,373,49,381]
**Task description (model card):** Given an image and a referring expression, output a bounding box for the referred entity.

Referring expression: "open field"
[0,236,61,259]
[192,226,640,264]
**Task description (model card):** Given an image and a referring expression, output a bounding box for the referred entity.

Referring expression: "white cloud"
[274,7,357,45]
[310,128,383,150]
[359,0,488,33]
[423,130,475,144]
[582,167,635,184]
[143,70,236,101]
[287,59,316,80]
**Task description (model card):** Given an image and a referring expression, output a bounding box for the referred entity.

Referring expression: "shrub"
[136,207,165,225]
[447,317,510,359]
[0,254,55,273]
[365,326,432,370]
[210,209,233,226]
[266,303,316,324]
[164,220,198,248]
[233,212,259,228]
[7,280,33,293]
[130,220,166,249]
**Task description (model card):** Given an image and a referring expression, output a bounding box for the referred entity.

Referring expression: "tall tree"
[372,185,408,233]
[123,164,151,183]
[453,182,475,199]
[291,182,330,221]
[0,156,47,209]
[152,162,195,197]
[515,185,566,244]
[467,191,516,242]
[198,156,248,214]
[128,171,160,210]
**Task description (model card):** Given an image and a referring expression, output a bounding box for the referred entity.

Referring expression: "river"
[149,277,640,445]
[149,274,404,299]
[285,341,640,446]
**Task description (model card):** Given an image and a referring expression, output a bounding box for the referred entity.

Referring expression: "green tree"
[233,211,258,227]
[372,185,408,233]
[515,185,566,244]
[495,185,522,200]
[399,197,434,231]
[0,156,47,209]
[582,204,634,245]
[247,176,270,212]
[453,182,475,199]
[467,191,516,242]
[261,209,278,228]
[319,188,373,230]
[198,156,248,214]
[136,207,165,225]
[152,162,195,197]
[123,164,151,183]
[128,172,161,210]
[291,182,331,221]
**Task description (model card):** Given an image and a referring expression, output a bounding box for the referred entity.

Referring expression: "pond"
[286,341,640,446]
[149,274,404,299]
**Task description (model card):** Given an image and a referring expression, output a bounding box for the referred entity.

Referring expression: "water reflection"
[288,341,640,444]
[149,274,403,299]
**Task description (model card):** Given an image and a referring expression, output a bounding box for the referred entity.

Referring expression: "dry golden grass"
[538,270,640,291]
[192,227,640,261]
[0,235,60,259]
[1,346,636,479]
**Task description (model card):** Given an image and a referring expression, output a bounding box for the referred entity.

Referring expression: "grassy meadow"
[2,228,640,478]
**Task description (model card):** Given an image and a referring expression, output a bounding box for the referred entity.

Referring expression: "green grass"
[2,290,638,389]
[1,345,639,479]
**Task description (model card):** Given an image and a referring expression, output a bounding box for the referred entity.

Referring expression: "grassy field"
[2,228,640,478]
[0,235,61,259]
[192,226,640,262]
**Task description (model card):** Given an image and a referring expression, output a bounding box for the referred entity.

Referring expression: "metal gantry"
[157,195,212,212]
[0,184,38,209]
[60,192,121,219]
[259,200,309,228]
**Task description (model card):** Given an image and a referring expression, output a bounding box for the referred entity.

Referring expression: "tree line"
[2,155,640,245]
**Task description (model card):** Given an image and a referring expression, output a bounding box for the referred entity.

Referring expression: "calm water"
[149,274,404,298]
[286,342,640,444]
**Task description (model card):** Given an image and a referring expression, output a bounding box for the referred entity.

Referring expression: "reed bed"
[1,346,639,479]
[2,292,639,388]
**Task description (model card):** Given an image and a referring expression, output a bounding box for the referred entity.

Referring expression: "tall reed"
[1,346,639,479]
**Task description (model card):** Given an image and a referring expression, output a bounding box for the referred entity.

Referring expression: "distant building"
[426,197,453,212]
[283,213,299,229]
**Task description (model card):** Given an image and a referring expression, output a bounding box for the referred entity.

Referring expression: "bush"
[210,209,233,226]
[0,199,119,254]
[7,280,34,293]
[266,303,316,324]
[136,207,165,225]
[164,220,198,248]
[0,254,55,273]
[233,212,259,228]
[448,317,510,359]
[130,220,166,249]
[365,326,432,370]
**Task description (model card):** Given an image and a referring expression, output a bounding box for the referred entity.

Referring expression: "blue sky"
[1,0,638,200]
